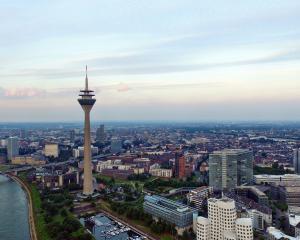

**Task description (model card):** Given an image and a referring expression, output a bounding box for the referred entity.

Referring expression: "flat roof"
[145,195,196,213]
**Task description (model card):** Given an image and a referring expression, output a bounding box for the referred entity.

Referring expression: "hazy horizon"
[1,1,300,121]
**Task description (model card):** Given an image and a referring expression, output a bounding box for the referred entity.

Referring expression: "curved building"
[197,197,253,240]
[236,218,253,240]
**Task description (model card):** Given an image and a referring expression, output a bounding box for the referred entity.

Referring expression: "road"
[5,159,76,174]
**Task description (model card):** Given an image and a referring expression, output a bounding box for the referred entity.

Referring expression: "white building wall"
[236,218,253,240]
[196,217,210,240]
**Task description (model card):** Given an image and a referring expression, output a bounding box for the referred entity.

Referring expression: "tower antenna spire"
[85,65,88,90]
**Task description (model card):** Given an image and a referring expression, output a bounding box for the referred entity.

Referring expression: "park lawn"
[94,174,127,184]
[29,183,52,240]
[0,164,11,172]
[53,213,65,224]
[161,236,173,240]
[168,194,186,202]
[94,173,152,189]
[17,173,52,240]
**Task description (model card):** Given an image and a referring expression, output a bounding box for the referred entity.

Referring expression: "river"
[0,174,30,240]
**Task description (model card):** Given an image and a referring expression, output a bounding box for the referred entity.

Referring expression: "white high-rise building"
[197,197,253,240]
[7,137,19,161]
[209,198,236,240]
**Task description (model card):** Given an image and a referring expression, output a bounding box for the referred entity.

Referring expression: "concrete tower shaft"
[78,66,96,196]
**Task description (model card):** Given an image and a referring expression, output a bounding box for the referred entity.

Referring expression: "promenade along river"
[0,174,30,240]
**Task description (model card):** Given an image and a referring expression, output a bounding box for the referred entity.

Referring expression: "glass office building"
[209,149,253,191]
[143,195,197,229]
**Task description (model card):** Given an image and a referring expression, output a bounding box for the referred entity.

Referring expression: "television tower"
[78,66,96,195]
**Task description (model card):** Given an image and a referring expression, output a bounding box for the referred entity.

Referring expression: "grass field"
[30,184,52,240]
[0,164,12,172]
[18,173,52,240]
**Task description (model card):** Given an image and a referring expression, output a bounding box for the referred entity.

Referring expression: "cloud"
[1,48,300,80]
[116,83,131,92]
[2,87,46,98]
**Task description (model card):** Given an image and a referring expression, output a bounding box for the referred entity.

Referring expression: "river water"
[0,174,30,240]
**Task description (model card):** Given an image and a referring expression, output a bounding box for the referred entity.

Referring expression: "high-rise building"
[175,152,186,179]
[78,66,96,196]
[7,137,19,161]
[70,129,75,142]
[44,143,60,158]
[96,124,105,143]
[294,149,300,174]
[196,197,253,240]
[19,129,27,139]
[111,137,122,154]
[209,149,253,191]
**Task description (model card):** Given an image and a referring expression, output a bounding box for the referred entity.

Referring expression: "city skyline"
[1,1,300,121]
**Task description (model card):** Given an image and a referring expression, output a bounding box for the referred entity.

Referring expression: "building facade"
[149,168,173,178]
[267,227,298,240]
[175,152,186,179]
[254,174,300,185]
[294,149,300,174]
[247,209,272,231]
[11,155,46,165]
[73,146,98,158]
[70,129,75,142]
[196,197,253,240]
[7,137,19,161]
[187,186,213,209]
[209,149,253,191]
[111,137,122,154]
[44,143,59,158]
[96,124,105,143]
[143,195,197,234]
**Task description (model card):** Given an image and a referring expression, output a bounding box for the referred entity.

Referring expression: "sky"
[1,0,300,122]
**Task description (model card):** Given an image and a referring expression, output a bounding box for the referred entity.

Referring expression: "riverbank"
[8,174,38,240]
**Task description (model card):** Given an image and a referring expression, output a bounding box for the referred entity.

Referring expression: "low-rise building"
[187,186,213,210]
[247,209,272,231]
[143,195,197,234]
[149,168,173,178]
[96,159,143,176]
[101,168,134,179]
[30,168,80,189]
[254,174,300,185]
[11,155,46,165]
[44,143,59,158]
[279,186,300,207]
[235,186,269,206]
[73,146,98,158]
[267,227,299,240]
